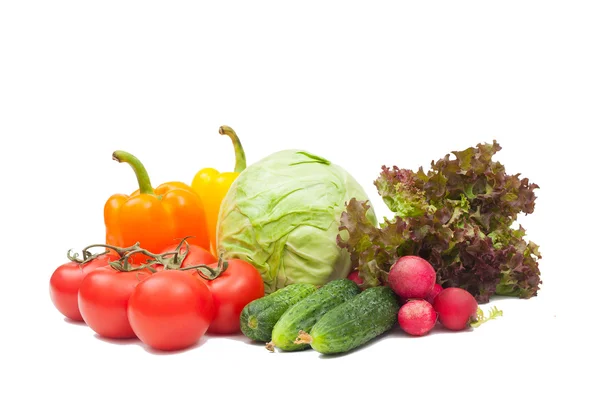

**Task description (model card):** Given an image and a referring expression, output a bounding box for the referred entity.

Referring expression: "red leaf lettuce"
[337,140,541,303]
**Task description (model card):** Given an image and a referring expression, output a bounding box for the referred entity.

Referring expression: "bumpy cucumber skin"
[240,283,317,342]
[271,279,361,351]
[309,286,400,354]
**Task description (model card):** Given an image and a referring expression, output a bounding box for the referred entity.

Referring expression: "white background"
[1,1,598,416]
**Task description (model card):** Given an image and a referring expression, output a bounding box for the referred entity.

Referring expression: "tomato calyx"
[138,236,228,280]
[179,254,229,281]
[104,237,203,273]
[66,242,142,265]
[109,248,164,273]
[150,236,196,270]
[63,237,222,275]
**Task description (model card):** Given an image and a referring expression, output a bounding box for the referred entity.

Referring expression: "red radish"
[347,270,364,287]
[388,255,436,299]
[433,287,478,330]
[426,283,444,304]
[398,299,437,336]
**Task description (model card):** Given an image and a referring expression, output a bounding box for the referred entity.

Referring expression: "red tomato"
[127,270,215,351]
[158,242,217,269]
[195,259,264,335]
[49,255,116,321]
[78,266,153,338]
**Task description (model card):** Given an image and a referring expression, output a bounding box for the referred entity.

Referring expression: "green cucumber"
[298,286,400,354]
[270,279,361,351]
[240,283,317,342]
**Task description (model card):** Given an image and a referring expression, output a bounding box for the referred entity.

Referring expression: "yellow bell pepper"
[191,125,246,255]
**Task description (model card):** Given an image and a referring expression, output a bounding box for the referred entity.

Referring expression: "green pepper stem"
[219,125,247,173]
[112,150,154,194]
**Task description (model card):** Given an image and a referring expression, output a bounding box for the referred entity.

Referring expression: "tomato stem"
[179,253,228,280]
[110,248,160,272]
[67,242,142,264]
[67,248,109,264]
[112,150,155,195]
[115,247,162,271]
[170,236,193,267]
[219,125,247,173]
[141,236,196,270]
[90,236,220,274]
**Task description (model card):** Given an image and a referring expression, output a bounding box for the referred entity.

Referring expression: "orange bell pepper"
[191,125,246,254]
[105,150,210,255]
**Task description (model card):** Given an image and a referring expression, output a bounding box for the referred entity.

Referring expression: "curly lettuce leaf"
[338,199,409,288]
[338,140,541,303]
[470,306,503,328]
[377,141,539,230]
[374,166,431,217]
[493,225,542,298]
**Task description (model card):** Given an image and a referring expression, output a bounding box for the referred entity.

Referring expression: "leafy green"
[338,140,541,303]
[217,149,377,294]
[470,306,504,328]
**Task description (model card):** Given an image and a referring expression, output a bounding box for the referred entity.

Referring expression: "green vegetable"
[338,140,541,303]
[470,306,503,328]
[240,283,317,342]
[217,149,377,294]
[295,286,400,354]
[270,279,361,352]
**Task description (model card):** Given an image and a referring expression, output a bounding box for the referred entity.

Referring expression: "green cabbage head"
[216,149,377,294]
